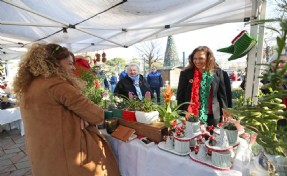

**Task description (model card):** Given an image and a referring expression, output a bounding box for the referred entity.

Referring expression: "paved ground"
[0,129,32,176]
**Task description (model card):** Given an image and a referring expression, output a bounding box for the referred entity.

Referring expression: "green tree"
[105,57,126,73]
[164,35,179,67]
[135,40,163,72]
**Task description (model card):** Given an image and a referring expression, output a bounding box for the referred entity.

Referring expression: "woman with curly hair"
[176,46,229,126]
[13,43,120,176]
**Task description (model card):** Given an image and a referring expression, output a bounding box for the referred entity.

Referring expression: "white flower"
[114,96,123,103]
[171,95,176,101]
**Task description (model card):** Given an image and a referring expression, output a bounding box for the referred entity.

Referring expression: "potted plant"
[157,85,190,131]
[173,120,193,154]
[185,114,201,135]
[121,92,139,122]
[135,91,159,124]
[222,122,238,145]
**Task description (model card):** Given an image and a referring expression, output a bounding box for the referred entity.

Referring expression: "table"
[101,129,249,176]
[0,107,24,136]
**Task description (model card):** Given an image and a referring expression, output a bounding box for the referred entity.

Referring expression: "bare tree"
[134,40,163,74]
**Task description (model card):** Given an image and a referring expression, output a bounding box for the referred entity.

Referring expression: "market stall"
[0,107,24,136]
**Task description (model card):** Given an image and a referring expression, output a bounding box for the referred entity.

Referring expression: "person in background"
[223,70,232,108]
[230,71,238,81]
[13,43,120,176]
[109,72,118,93]
[100,70,109,90]
[114,63,152,100]
[177,46,228,126]
[147,66,163,103]
[119,65,128,81]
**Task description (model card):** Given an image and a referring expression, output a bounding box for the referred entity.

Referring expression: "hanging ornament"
[102,51,106,63]
[95,53,101,62]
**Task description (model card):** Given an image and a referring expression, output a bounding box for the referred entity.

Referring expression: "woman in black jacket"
[114,63,151,100]
[177,46,229,126]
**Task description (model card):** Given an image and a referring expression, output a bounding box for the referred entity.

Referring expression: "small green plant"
[223,122,237,130]
[137,97,158,112]
[186,114,199,122]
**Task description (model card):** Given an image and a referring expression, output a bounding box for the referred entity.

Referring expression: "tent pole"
[1,0,68,26]
[244,0,262,101]
[251,0,266,104]
[0,21,65,28]
[76,29,124,47]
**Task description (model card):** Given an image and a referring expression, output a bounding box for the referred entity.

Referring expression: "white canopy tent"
[0,0,266,101]
[0,0,258,60]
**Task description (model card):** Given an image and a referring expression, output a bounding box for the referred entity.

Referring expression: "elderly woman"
[13,43,120,176]
[177,46,229,126]
[114,63,151,99]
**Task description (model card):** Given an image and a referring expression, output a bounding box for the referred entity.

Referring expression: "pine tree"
[163,35,179,67]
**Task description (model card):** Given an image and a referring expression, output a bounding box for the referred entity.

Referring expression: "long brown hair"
[13,43,84,103]
[185,46,218,72]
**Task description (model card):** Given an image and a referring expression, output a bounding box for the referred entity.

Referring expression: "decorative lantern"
[95,53,101,62]
[102,51,106,63]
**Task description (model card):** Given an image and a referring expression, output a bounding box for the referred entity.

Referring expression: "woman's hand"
[80,119,89,130]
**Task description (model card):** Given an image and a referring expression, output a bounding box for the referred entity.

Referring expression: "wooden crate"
[118,118,168,143]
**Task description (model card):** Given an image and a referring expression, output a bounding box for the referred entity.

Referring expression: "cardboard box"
[118,118,168,143]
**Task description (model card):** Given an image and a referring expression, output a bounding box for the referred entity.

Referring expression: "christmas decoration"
[163,35,179,67]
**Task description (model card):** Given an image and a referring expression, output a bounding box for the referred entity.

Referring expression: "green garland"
[199,71,213,121]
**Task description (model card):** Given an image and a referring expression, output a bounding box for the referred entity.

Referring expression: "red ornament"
[207,148,212,156]
[217,123,223,127]
[194,145,199,154]
[209,135,215,141]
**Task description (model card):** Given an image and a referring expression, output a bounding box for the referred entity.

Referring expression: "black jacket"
[176,68,228,120]
[114,74,152,99]
[222,70,232,108]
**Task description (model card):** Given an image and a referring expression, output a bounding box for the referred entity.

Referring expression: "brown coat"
[20,77,120,176]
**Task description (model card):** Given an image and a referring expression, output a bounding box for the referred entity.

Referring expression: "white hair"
[127,63,140,74]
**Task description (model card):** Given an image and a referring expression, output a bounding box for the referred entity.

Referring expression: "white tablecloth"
[0,107,24,136]
[101,130,250,176]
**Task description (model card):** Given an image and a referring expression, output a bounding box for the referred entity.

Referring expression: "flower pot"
[122,110,136,122]
[185,121,200,137]
[104,110,113,120]
[135,111,159,124]
[195,143,207,161]
[174,135,191,153]
[211,151,232,168]
[112,108,122,118]
[225,129,238,145]
[191,121,200,133]
[165,135,174,150]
